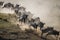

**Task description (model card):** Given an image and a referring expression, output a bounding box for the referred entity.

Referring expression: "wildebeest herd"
[0,1,60,40]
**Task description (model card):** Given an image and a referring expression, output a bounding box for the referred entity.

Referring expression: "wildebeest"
[15,10,21,17]
[28,17,40,29]
[22,13,28,23]
[46,29,60,40]
[28,18,35,25]
[28,18,39,30]
[28,18,35,24]
[30,23,38,29]
[0,1,4,6]
[3,3,14,8]
[34,17,40,23]
[16,6,26,16]
[14,4,20,9]
[20,6,26,11]
[33,17,40,27]
[14,4,20,14]
[41,27,53,37]
[15,9,19,14]
[38,22,45,30]
[27,12,33,19]
[19,13,28,24]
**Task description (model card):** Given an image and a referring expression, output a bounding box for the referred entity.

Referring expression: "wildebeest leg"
[56,35,59,40]
[21,18,25,24]
[58,35,60,40]
[45,32,52,38]
[25,18,27,24]
[41,32,43,37]
[19,19,23,25]
[45,33,49,37]
[24,18,25,23]
[40,27,41,30]
[25,18,27,23]
[40,32,47,40]
[20,19,22,25]
[29,25,31,29]
[23,18,26,24]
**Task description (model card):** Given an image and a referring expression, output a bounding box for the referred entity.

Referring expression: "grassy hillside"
[0,13,16,19]
[0,13,17,29]
[0,13,56,40]
[0,13,41,40]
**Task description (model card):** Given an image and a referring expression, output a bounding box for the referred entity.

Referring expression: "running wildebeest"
[17,6,26,16]
[28,18,35,25]
[20,6,26,11]
[29,18,39,29]
[14,4,20,9]
[17,12,21,16]
[15,9,19,14]
[0,1,4,6]
[30,23,38,29]
[14,9,21,16]
[38,22,45,30]
[46,29,60,40]
[19,13,28,24]
[34,17,40,24]
[26,12,33,22]
[22,13,28,23]
[14,4,20,14]
[3,3,14,8]
[41,27,53,37]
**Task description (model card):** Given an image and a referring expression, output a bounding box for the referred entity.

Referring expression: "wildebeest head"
[20,6,26,11]
[35,17,40,20]
[15,10,19,14]
[34,17,40,24]
[15,4,20,8]
[3,3,14,8]
[0,1,4,6]
[14,4,20,13]
[14,4,20,10]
